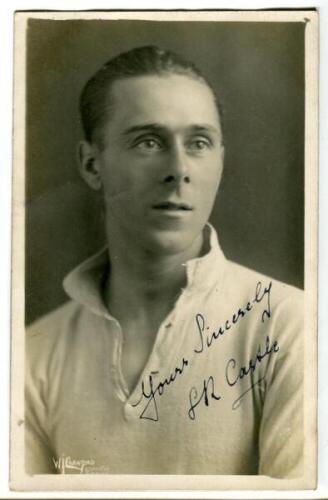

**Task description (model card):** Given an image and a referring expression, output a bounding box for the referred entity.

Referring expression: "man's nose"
[162,144,190,185]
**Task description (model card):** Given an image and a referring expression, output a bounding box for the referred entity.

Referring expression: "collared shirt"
[25,225,303,476]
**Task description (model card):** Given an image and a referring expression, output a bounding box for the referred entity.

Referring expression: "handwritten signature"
[194,281,272,354]
[187,334,279,419]
[188,375,221,420]
[131,357,189,421]
[132,280,274,421]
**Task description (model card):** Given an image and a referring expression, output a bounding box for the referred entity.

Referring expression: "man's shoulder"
[224,259,303,304]
[26,300,86,362]
[221,260,304,354]
[27,300,82,339]
[26,301,85,375]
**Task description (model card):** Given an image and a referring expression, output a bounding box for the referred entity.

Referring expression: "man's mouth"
[152,201,193,211]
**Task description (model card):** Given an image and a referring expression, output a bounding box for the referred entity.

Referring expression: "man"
[26,45,303,477]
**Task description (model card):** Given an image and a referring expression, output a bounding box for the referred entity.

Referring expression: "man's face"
[93,74,224,255]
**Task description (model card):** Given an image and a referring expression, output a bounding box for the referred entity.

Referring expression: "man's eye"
[135,138,162,151]
[188,138,212,151]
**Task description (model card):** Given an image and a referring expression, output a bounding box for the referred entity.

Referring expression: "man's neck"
[103,230,204,324]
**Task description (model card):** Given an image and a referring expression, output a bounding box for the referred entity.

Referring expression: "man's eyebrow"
[121,123,220,136]
[121,124,167,137]
[186,124,221,135]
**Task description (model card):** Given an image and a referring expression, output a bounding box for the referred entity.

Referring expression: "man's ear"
[77,140,102,191]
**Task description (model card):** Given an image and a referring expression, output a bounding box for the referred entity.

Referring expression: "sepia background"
[25,19,305,325]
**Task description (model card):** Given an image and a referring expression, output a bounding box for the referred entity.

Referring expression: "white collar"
[63,223,226,318]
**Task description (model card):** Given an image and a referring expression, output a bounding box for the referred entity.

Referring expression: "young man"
[26,46,303,477]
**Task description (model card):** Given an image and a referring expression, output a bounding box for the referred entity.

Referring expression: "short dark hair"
[79,45,222,147]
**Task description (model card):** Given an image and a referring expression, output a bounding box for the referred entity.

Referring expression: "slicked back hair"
[79,45,222,148]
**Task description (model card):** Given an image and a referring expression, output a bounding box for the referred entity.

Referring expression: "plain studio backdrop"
[25,19,305,325]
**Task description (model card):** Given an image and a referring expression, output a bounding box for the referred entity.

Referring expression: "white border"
[11,7,318,493]
[1,1,327,499]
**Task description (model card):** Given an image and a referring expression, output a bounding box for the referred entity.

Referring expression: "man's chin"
[142,227,204,258]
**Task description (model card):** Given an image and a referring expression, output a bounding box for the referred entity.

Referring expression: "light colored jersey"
[26,226,303,477]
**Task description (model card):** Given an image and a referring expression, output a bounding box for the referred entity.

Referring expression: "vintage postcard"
[10,9,318,493]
